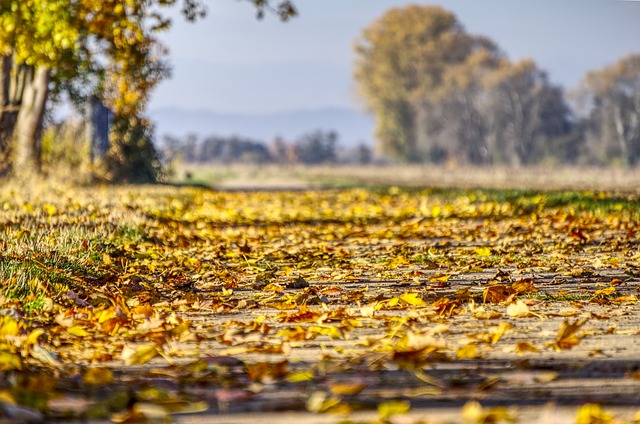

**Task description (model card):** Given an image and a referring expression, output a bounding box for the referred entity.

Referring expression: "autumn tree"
[0,0,296,178]
[574,54,640,166]
[353,5,497,162]
[354,4,574,166]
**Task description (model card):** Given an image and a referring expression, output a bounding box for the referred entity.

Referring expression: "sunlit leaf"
[462,400,515,423]
[67,325,90,337]
[0,316,20,338]
[428,273,451,283]
[575,404,614,424]
[399,292,427,306]
[378,400,410,419]
[0,351,22,370]
[507,300,533,318]
[287,370,315,383]
[329,382,367,396]
[121,343,158,365]
[456,343,480,359]
[306,391,349,414]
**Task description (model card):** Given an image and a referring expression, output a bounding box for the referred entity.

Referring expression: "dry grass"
[174,163,640,192]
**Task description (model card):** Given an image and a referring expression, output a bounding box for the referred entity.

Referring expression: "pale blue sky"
[149,0,640,115]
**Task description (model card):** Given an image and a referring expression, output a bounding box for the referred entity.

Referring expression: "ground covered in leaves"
[1,182,640,423]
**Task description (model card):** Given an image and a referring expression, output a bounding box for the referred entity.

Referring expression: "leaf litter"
[0,184,640,422]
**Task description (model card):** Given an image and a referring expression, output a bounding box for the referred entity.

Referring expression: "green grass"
[0,257,71,300]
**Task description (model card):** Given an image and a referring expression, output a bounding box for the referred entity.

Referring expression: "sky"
[149,0,640,115]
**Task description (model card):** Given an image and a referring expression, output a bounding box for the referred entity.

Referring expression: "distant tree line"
[353,4,640,167]
[160,129,373,166]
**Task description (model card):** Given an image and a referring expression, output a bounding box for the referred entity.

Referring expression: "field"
[1,166,640,423]
[177,163,640,192]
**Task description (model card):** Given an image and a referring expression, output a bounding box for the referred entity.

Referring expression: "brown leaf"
[550,318,589,351]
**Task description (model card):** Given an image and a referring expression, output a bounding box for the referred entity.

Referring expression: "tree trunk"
[14,66,49,173]
[0,55,19,169]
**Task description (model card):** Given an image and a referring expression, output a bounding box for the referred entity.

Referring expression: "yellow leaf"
[487,322,511,345]
[431,205,442,217]
[262,283,285,292]
[428,273,451,283]
[0,390,15,404]
[593,286,615,297]
[399,292,427,307]
[267,298,297,310]
[456,343,480,359]
[305,391,349,414]
[575,404,613,424]
[329,382,366,396]
[67,325,90,337]
[0,351,22,370]
[475,247,492,257]
[462,400,514,424]
[309,325,344,340]
[377,400,410,419]
[287,370,314,383]
[0,316,19,338]
[25,328,45,346]
[507,300,532,318]
[121,343,158,365]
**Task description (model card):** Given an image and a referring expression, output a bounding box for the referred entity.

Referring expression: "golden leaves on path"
[1,185,640,420]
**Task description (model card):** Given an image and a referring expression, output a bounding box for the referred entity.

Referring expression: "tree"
[0,0,297,177]
[354,4,574,166]
[575,54,640,166]
[421,49,500,165]
[293,129,338,165]
[482,59,574,166]
[353,4,497,162]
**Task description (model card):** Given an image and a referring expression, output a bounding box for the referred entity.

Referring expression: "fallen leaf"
[377,400,410,419]
[121,343,159,365]
[575,404,614,424]
[514,342,540,356]
[549,318,589,351]
[399,292,427,307]
[329,382,366,396]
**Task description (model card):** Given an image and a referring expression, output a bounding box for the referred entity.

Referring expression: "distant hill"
[149,107,375,147]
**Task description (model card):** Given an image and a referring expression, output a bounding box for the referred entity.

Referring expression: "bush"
[96,115,164,184]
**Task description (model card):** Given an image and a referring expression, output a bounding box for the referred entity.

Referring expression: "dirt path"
[140,269,640,423]
[4,183,640,424]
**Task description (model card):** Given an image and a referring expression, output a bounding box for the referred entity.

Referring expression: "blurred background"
[2,0,640,186]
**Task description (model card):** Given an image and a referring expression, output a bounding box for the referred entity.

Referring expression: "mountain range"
[148,107,375,147]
